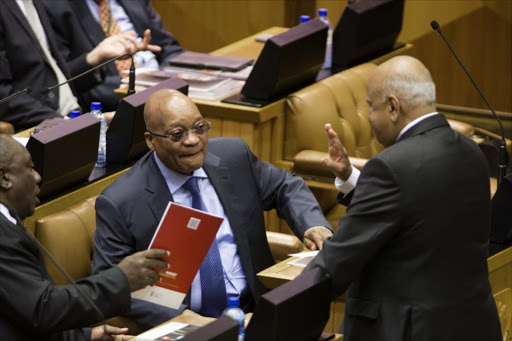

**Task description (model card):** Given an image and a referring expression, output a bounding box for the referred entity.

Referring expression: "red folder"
[132,202,223,308]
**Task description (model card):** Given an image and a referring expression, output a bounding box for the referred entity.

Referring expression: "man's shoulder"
[101,152,156,197]
[208,137,248,153]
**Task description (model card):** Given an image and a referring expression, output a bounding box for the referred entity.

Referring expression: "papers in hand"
[132,202,224,309]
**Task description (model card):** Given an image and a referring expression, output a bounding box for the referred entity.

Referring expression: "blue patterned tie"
[182,177,227,317]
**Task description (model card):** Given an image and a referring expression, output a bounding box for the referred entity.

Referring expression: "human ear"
[388,95,400,123]
[0,168,12,190]
[144,132,156,151]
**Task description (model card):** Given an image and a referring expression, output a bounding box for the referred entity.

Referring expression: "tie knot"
[182,177,200,195]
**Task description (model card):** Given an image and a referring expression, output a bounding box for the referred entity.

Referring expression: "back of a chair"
[284,63,384,177]
[35,196,97,285]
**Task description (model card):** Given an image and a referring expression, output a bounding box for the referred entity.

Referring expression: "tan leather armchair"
[34,195,305,332]
[277,63,507,229]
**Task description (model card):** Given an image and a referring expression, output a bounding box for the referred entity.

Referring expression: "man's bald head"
[0,134,20,170]
[372,56,436,114]
[366,56,437,147]
[144,89,199,132]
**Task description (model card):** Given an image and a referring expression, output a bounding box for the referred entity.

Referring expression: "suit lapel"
[5,0,44,54]
[117,0,144,35]
[70,0,107,47]
[143,153,173,223]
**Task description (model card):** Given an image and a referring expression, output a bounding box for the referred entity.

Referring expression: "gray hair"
[381,72,436,106]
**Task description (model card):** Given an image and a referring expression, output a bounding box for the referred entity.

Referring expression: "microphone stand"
[0,86,32,104]
[41,53,136,97]
[431,20,508,185]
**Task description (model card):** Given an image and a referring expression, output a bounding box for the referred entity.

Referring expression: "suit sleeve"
[93,193,188,330]
[138,0,184,67]
[242,140,332,239]
[304,156,402,299]
[0,226,130,335]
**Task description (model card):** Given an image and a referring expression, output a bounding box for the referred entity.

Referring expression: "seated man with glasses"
[92,89,333,329]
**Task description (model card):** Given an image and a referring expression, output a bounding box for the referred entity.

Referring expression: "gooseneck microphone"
[0,86,32,104]
[127,60,136,96]
[41,53,136,98]
[431,20,508,185]
[8,208,108,341]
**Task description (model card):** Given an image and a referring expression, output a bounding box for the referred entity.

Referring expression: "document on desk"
[287,250,319,267]
[136,322,199,340]
[132,202,223,309]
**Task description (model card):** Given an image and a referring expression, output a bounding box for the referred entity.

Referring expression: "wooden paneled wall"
[404,4,511,112]
[153,0,511,112]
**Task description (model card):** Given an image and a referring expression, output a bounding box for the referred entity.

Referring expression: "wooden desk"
[257,255,345,335]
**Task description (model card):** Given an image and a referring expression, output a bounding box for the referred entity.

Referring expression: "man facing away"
[92,89,334,329]
[303,56,501,341]
[0,134,170,341]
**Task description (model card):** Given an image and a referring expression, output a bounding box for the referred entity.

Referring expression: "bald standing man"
[92,89,332,329]
[303,56,501,340]
[0,135,170,341]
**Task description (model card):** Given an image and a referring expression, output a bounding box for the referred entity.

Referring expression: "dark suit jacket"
[0,213,131,341]
[92,137,331,329]
[305,114,502,341]
[0,0,98,131]
[45,0,184,111]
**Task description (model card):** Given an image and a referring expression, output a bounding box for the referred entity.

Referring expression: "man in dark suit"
[0,0,155,131]
[0,134,169,341]
[303,56,502,340]
[92,89,333,329]
[45,0,185,112]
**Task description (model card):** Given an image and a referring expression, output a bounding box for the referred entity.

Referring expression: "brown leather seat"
[279,63,504,229]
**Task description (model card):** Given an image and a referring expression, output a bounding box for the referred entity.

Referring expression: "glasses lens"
[170,131,185,142]
[196,122,210,135]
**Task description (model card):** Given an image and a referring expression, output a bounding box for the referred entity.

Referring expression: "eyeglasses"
[147,120,211,143]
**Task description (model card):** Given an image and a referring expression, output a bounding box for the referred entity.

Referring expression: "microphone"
[41,53,136,98]
[127,59,136,96]
[431,20,508,185]
[0,86,32,105]
[8,208,109,341]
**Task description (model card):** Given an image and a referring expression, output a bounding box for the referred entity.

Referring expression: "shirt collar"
[0,203,17,225]
[396,112,439,142]
[153,152,208,195]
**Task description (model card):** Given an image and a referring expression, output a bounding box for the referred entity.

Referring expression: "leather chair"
[35,196,144,334]
[35,195,305,332]
[278,62,507,229]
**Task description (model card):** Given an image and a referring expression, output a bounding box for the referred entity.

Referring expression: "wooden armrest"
[266,231,305,263]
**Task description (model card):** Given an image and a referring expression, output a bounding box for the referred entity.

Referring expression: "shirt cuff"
[335,166,360,194]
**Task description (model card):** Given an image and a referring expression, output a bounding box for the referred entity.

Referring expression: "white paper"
[132,285,187,309]
[13,137,29,147]
[288,250,319,258]
[136,321,189,340]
